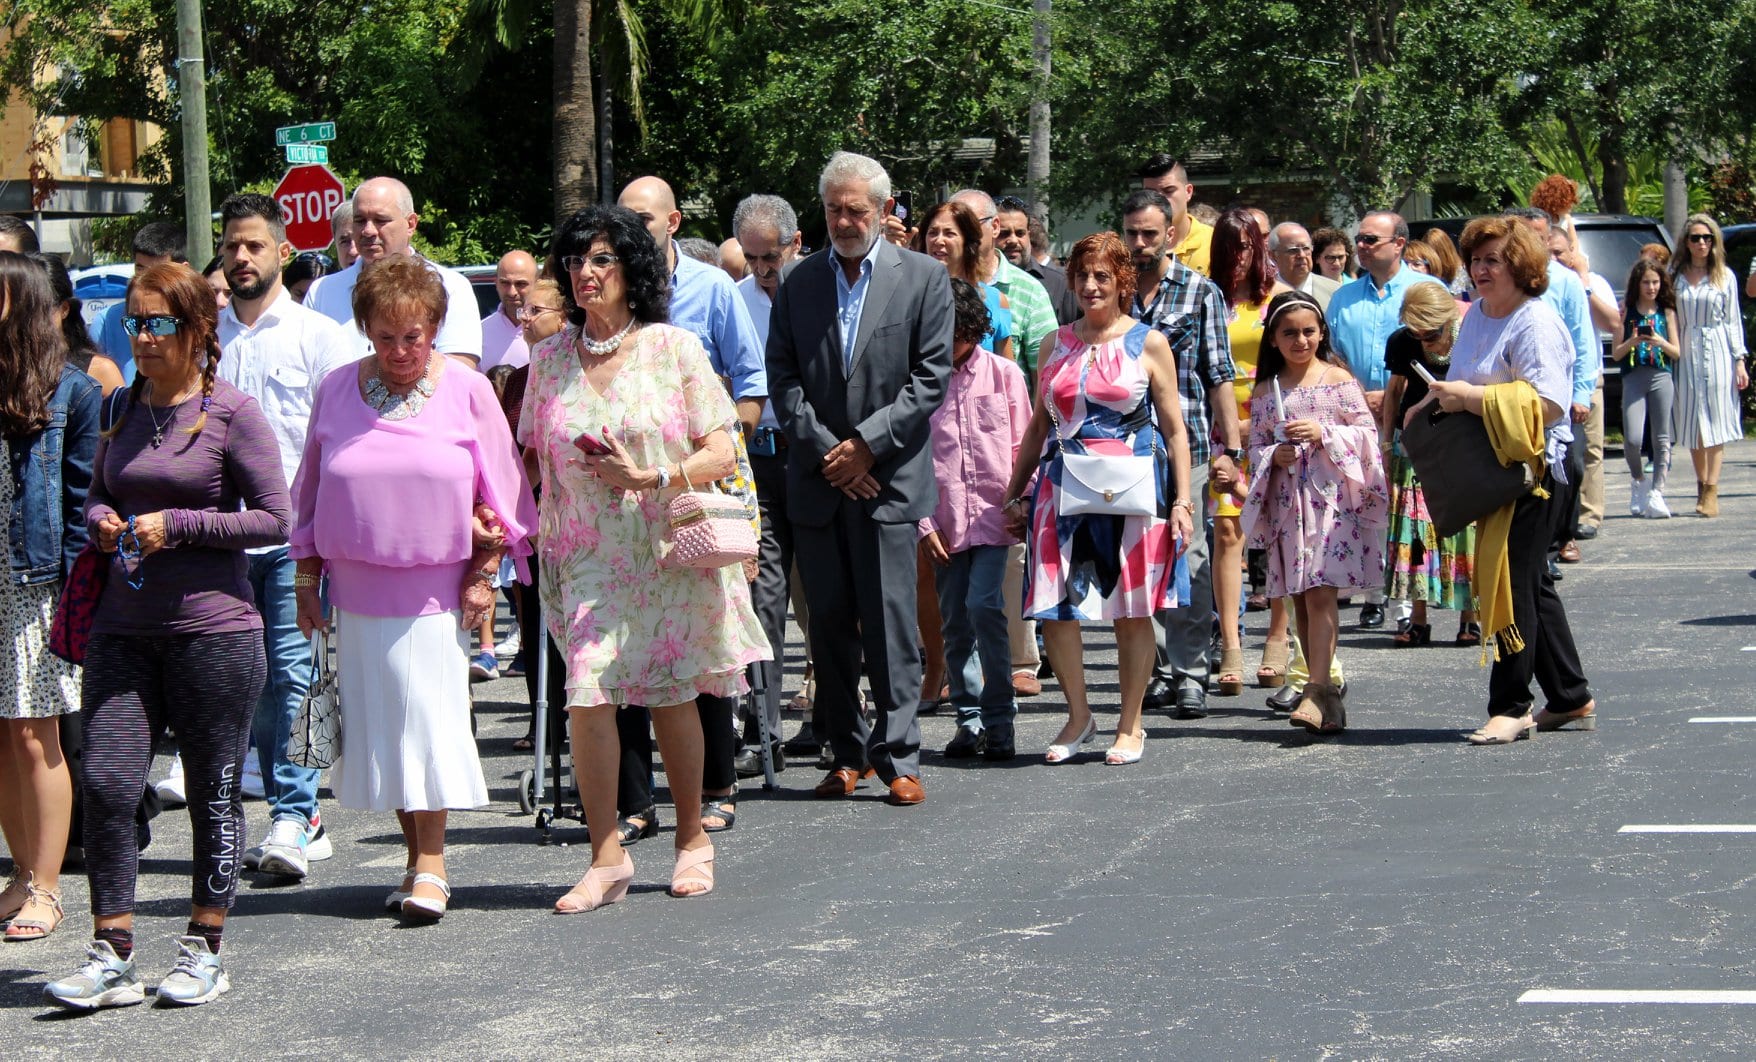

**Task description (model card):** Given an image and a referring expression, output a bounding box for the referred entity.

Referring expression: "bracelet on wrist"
[655,465,672,490]
[466,567,495,585]
[293,572,321,589]
[1004,496,1027,510]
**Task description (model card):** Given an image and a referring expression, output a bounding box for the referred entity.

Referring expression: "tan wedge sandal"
[1215,647,1245,696]
[1256,638,1290,689]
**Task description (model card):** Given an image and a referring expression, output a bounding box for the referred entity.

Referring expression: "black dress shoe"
[1174,688,1208,719]
[1574,523,1599,540]
[1359,603,1386,629]
[1143,676,1174,711]
[1266,684,1300,712]
[734,742,786,778]
[1546,557,1564,582]
[944,725,985,758]
[983,727,1016,761]
[783,724,821,757]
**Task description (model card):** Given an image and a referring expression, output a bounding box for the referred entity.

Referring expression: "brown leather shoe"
[1558,540,1582,563]
[813,767,872,798]
[886,775,925,806]
[1011,671,1042,697]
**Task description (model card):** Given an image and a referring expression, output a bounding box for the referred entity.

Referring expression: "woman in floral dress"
[1242,292,1388,734]
[521,206,769,912]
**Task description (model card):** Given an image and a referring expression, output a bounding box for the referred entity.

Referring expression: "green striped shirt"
[992,255,1057,384]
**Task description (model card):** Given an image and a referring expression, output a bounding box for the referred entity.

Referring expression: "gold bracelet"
[293,572,321,589]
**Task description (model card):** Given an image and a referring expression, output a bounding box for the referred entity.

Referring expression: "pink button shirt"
[920,348,1031,552]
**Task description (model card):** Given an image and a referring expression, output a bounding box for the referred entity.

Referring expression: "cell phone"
[1411,362,1439,385]
[573,431,612,456]
[1637,323,1655,337]
[893,190,914,222]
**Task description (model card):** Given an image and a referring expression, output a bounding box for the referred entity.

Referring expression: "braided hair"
[102,262,223,439]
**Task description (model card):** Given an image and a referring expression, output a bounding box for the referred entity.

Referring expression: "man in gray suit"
[766,151,954,807]
[1269,222,1342,311]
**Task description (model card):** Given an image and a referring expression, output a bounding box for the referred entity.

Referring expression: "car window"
[1574,227,1659,300]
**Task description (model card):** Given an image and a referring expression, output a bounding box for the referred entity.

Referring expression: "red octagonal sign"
[273,165,347,253]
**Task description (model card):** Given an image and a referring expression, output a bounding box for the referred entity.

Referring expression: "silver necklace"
[143,382,193,448]
[578,318,636,357]
[364,358,437,420]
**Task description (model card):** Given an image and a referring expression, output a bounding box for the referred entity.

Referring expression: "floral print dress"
[1241,371,1389,597]
[520,323,770,708]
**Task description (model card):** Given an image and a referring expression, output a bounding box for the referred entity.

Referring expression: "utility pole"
[1662,160,1688,239]
[174,0,212,264]
[1026,0,1051,219]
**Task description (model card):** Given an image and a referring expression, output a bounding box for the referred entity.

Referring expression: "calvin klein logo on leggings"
[206,761,240,894]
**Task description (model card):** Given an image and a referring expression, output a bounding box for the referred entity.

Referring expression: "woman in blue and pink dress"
[1003,232,1193,767]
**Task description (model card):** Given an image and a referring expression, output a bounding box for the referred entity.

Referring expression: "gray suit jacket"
[765,240,954,527]
[1304,272,1342,312]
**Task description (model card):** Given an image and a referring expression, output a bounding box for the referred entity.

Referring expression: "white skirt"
[332,608,488,813]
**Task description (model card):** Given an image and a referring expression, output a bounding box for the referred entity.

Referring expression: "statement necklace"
[578,318,636,358]
[365,357,437,420]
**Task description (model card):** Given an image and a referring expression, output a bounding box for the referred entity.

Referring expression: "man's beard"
[227,267,278,302]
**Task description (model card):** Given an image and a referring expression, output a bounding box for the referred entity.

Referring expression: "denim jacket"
[6,365,101,585]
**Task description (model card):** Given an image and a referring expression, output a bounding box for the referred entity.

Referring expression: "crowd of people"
[0,154,1749,1010]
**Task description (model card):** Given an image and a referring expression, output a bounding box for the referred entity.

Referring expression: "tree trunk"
[1025,0,1050,217]
[553,0,597,219]
[1599,138,1628,214]
[597,67,615,204]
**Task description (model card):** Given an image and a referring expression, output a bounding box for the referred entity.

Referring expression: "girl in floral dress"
[1241,292,1388,734]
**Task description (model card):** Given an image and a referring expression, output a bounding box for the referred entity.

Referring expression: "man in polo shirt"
[303,176,483,366]
[1326,210,1445,628]
[1137,154,1214,276]
[1270,222,1342,311]
[213,193,356,880]
[995,196,1077,326]
[731,193,803,775]
[618,174,767,824]
[1123,189,1240,720]
[480,250,539,373]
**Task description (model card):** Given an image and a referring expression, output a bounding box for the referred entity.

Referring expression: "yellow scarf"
[1476,381,1549,663]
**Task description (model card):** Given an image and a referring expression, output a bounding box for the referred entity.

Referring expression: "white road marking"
[1689,716,1756,723]
[1521,989,1756,1005]
[1619,824,1756,833]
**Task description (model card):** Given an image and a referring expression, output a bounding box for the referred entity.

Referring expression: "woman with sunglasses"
[46,264,290,1009]
[1669,215,1748,517]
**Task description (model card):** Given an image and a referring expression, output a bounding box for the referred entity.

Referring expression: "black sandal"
[1455,622,1482,647]
[616,806,658,845]
[1393,620,1431,647]
[701,787,737,833]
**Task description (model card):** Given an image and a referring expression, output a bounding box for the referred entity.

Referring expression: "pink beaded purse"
[664,467,758,569]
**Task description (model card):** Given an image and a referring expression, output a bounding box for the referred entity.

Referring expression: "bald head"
[494,250,539,321]
[352,177,418,267]
[718,238,746,282]
[618,176,681,256]
[1270,222,1313,287]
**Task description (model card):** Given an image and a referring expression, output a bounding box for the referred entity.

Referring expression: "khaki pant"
[1003,542,1039,674]
[1580,382,1605,530]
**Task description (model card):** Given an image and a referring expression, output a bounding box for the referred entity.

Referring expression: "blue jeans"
[249,547,319,826]
[936,545,1016,733]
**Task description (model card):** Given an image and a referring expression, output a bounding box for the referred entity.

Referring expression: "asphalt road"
[7,442,1756,1059]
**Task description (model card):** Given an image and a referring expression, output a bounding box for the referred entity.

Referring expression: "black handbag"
[1400,405,1534,538]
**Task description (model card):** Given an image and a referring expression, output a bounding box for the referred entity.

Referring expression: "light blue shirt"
[1540,260,1599,406]
[736,275,782,430]
[89,302,137,384]
[670,243,766,401]
[833,238,881,374]
[1326,264,1443,392]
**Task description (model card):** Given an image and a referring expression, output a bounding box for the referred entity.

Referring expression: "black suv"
[1405,214,1674,430]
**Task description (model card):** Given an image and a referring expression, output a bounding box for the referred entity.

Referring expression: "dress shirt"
[1539,260,1599,405]
[736,275,780,429]
[1129,259,1236,465]
[670,243,766,401]
[303,257,484,361]
[919,349,1030,552]
[1326,264,1444,392]
[479,308,529,373]
[834,239,882,374]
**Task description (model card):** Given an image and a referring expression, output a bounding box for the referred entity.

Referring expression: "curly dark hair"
[548,205,670,327]
[1255,290,1345,385]
[949,276,991,347]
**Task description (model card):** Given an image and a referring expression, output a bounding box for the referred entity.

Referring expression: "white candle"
[1272,377,1286,423]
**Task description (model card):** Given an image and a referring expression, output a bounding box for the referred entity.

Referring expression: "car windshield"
[1575,226,1659,300]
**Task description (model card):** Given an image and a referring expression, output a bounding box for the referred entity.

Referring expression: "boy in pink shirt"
[919,278,1032,760]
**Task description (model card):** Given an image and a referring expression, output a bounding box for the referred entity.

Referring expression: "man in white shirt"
[479,250,538,373]
[214,193,357,880]
[304,176,482,366]
[1270,222,1342,311]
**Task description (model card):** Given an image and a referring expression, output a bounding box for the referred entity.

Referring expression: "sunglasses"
[1354,233,1394,247]
[1686,233,1715,245]
[561,253,620,272]
[121,315,183,338]
[1414,327,1445,344]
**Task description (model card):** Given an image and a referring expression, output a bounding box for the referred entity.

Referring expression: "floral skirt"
[1383,447,1476,610]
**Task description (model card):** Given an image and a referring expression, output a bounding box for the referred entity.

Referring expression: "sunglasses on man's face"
[1354,233,1393,247]
[121,315,183,338]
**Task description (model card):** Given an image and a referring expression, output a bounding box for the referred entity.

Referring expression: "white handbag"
[289,629,340,770]
[1058,448,1158,516]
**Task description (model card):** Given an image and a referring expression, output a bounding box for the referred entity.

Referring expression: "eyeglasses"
[561,253,620,272]
[1354,233,1394,247]
[121,315,182,338]
[1279,245,1313,256]
[1321,252,1349,263]
[1686,233,1715,245]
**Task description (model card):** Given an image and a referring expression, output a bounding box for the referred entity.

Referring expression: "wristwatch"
[1222,448,1245,463]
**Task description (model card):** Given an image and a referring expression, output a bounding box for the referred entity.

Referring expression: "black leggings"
[80,631,265,917]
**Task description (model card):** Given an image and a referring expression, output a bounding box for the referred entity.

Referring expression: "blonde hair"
[1671,213,1730,290]
[1398,281,1459,334]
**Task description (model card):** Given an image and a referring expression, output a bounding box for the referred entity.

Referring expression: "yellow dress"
[1211,296,1269,517]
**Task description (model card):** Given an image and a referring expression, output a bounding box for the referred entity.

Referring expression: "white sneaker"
[241,756,266,800]
[494,625,522,659]
[245,811,331,871]
[1645,489,1672,518]
[1629,479,1648,517]
[153,754,187,806]
[255,818,310,878]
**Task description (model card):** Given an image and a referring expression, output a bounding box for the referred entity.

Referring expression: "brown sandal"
[1216,647,1245,696]
[1256,639,1289,688]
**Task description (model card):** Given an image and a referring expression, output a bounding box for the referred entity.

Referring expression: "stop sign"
[272,165,347,253]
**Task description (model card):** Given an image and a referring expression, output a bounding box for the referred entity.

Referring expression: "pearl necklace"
[578,318,636,357]
[364,357,437,420]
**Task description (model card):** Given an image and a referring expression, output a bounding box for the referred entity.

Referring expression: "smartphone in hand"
[574,431,612,456]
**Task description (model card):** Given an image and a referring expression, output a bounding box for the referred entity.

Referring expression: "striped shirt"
[991,255,1058,383]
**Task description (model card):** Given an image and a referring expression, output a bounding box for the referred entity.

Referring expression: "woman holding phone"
[1613,258,1680,518]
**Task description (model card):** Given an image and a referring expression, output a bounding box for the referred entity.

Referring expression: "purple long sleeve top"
[85,379,292,635]
[289,360,535,618]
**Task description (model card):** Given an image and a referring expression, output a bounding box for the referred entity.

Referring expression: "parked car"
[455,264,500,318]
[1722,223,1756,351]
[1406,214,1674,431]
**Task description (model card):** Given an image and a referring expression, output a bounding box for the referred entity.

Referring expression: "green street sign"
[285,144,329,165]
[275,122,337,146]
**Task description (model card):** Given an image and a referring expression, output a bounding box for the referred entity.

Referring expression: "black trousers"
[1489,478,1592,718]
[616,696,738,814]
[746,450,795,740]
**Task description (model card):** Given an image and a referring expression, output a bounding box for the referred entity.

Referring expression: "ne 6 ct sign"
[273,165,347,253]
